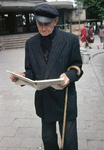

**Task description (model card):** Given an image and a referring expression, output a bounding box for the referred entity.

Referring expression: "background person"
[9,3,83,150]
[80,25,87,48]
[97,25,104,49]
[88,25,94,49]
[85,25,89,47]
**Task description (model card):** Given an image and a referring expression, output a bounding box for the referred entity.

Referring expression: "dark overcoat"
[24,28,83,123]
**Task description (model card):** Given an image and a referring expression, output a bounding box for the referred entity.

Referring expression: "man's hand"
[9,71,25,82]
[58,73,70,89]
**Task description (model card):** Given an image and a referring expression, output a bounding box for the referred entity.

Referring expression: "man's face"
[36,17,58,36]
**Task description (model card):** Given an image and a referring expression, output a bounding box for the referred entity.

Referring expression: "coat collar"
[31,34,46,73]
[32,29,66,79]
[44,29,66,79]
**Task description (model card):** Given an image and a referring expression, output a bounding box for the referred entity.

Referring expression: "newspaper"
[6,70,65,90]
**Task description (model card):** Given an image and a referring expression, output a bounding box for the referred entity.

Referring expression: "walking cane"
[60,65,81,150]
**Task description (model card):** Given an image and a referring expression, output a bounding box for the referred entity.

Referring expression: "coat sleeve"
[24,40,36,80]
[65,34,83,83]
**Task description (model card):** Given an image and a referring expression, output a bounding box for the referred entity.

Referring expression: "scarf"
[40,27,56,62]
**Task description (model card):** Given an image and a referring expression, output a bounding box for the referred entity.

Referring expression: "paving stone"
[0,104,9,111]
[85,130,97,140]
[96,131,104,140]
[78,130,86,140]
[0,137,3,141]
[11,118,32,127]
[0,118,15,126]
[7,148,29,150]
[20,138,43,148]
[21,104,35,112]
[86,121,104,130]
[25,111,37,119]
[78,139,87,150]
[88,149,103,150]
[6,104,23,111]
[8,111,27,119]
[30,119,41,128]
[88,140,104,149]
[0,127,18,137]
[0,147,7,150]
[77,120,86,129]
[15,127,37,138]
[0,137,23,147]
[34,128,41,138]
[0,111,11,118]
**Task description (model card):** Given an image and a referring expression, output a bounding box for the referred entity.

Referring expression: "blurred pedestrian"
[80,25,87,48]
[97,25,104,49]
[88,25,94,49]
[85,25,89,47]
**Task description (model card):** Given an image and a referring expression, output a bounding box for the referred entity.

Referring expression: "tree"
[76,0,104,22]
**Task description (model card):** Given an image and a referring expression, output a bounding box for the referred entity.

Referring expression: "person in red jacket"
[80,26,87,48]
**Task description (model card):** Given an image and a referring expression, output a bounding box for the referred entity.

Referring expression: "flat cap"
[34,3,59,23]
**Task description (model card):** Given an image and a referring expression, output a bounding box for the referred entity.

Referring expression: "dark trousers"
[42,119,78,150]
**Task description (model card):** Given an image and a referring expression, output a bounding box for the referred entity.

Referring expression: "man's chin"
[41,32,49,36]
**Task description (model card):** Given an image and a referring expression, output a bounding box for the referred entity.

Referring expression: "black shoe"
[89,47,92,49]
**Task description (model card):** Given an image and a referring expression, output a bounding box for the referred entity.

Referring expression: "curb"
[90,51,104,95]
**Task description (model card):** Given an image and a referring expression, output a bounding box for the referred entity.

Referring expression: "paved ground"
[92,52,104,82]
[0,35,104,150]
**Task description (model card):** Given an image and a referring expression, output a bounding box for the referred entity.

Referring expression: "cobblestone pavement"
[0,35,104,150]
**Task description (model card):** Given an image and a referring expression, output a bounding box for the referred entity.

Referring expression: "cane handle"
[67,65,81,76]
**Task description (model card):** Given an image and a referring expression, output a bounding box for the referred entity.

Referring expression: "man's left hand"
[58,73,70,89]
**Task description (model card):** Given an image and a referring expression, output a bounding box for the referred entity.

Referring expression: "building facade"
[0,0,46,35]
[0,0,87,35]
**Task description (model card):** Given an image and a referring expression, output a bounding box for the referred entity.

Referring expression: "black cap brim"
[35,14,55,23]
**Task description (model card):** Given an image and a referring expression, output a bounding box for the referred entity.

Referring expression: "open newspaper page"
[6,70,65,90]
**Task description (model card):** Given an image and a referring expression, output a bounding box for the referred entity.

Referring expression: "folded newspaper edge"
[6,70,65,90]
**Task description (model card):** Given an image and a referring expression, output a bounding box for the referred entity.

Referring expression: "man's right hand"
[9,71,25,82]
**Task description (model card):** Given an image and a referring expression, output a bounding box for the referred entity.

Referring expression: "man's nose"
[42,24,47,31]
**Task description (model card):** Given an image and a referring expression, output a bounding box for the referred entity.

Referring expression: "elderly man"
[10,3,83,150]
